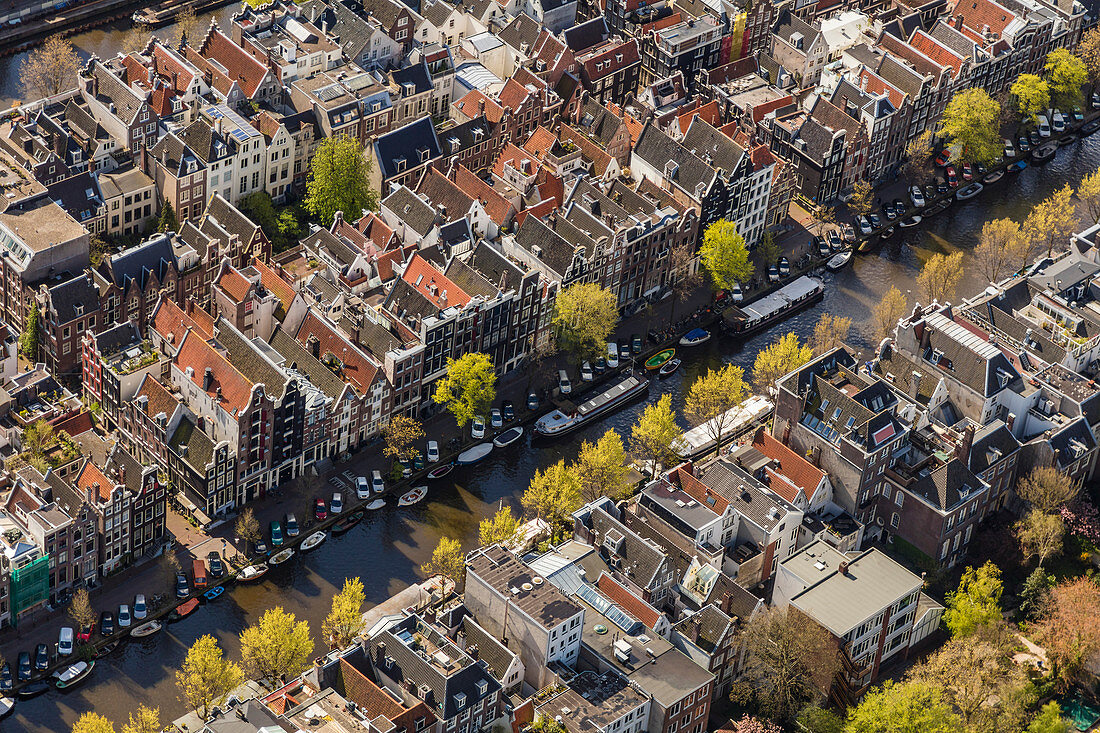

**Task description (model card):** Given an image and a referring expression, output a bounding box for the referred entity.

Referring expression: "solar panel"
[575,584,642,635]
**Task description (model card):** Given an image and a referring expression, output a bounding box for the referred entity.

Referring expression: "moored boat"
[16,680,50,699]
[723,276,824,338]
[456,443,493,465]
[535,375,650,437]
[93,642,119,659]
[1083,119,1100,135]
[1009,160,1028,173]
[898,215,922,228]
[1032,142,1057,162]
[202,586,224,602]
[825,251,852,271]
[269,548,295,565]
[167,598,200,622]
[493,427,524,448]
[130,620,162,638]
[1059,133,1078,145]
[301,531,327,551]
[956,183,984,201]
[427,463,454,479]
[53,661,94,690]
[238,563,268,582]
[658,358,681,377]
[332,510,364,535]
[644,349,676,371]
[398,487,428,506]
[365,498,387,510]
[0,696,13,718]
[679,328,710,347]
[982,169,1005,184]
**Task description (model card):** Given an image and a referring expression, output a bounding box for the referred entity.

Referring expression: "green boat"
[645,349,676,371]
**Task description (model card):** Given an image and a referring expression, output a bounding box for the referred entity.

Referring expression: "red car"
[77,622,94,642]
[314,498,327,520]
[934,149,952,166]
[945,165,959,187]
[961,163,973,181]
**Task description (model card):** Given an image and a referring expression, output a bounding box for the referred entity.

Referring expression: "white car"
[118,605,132,628]
[330,492,343,513]
[356,476,370,499]
[471,416,486,439]
[426,440,439,463]
[606,343,620,368]
[58,627,74,657]
[581,362,594,381]
[133,594,147,620]
[1003,138,1016,158]
[909,185,925,208]
[490,408,503,428]
[371,470,385,494]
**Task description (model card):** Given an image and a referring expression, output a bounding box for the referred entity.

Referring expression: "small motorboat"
[1,664,11,691]
[730,282,743,302]
[16,680,50,699]
[879,226,896,240]
[1032,142,1057,162]
[679,328,710,347]
[398,487,428,507]
[956,183,984,201]
[778,256,790,277]
[130,620,162,638]
[1083,118,1100,135]
[427,463,454,479]
[269,548,295,566]
[167,598,200,622]
[1059,133,1078,146]
[898,216,922,228]
[332,510,364,535]
[301,531,327,551]
[644,349,676,371]
[54,661,94,690]
[658,357,681,377]
[202,586,224,602]
[826,251,852,271]
[93,642,119,659]
[767,265,779,282]
[238,563,268,582]
[0,696,13,719]
[493,427,524,448]
[982,169,1005,184]
[456,443,493,465]
[365,498,387,510]
[1009,160,1028,173]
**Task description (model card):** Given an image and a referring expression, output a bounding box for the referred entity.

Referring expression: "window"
[894,491,903,507]
[890,512,899,528]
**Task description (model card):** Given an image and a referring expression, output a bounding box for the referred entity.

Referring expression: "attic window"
[454,692,467,709]
[418,147,430,162]
[394,157,407,172]
[704,494,716,506]
[831,407,841,421]
[931,349,943,365]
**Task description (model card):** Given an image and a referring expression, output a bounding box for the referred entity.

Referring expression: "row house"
[300,0,403,71]
[639,15,723,90]
[186,23,283,111]
[232,1,343,85]
[97,166,159,237]
[78,58,160,163]
[369,116,443,195]
[42,271,103,382]
[146,128,207,223]
[0,111,89,186]
[360,0,424,52]
[114,41,209,122]
[46,172,107,237]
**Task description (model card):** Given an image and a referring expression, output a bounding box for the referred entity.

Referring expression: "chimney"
[468,644,479,660]
[908,371,922,401]
[838,561,849,576]
[1006,412,1016,430]
[375,640,387,665]
[203,366,213,390]
[955,424,975,464]
[721,591,733,615]
[309,334,320,358]
[118,464,126,486]
[478,98,485,116]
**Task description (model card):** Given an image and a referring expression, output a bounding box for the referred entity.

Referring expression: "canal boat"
[826,251,852,271]
[202,586,224,601]
[1009,160,1028,173]
[723,276,824,339]
[269,548,295,566]
[16,680,50,699]
[457,443,494,465]
[956,183,984,201]
[332,510,364,535]
[94,642,119,659]
[1059,133,1078,146]
[880,226,896,240]
[898,215,922,228]
[982,169,1005,184]
[679,328,711,347]
[644,349,676,371]
[535,375,650,438]
[0,696,13,719]
[1083,119,1100,135]
[658,358,681,377]
[365,498,387,510]
[1033,142,1057,162]
[238,563,268,583]
[54,661,94,690]
[778,256,790,277]
[398,487,428,507]
[493,427,524,448]
[427,463,454,479]
[167,598,200,622]
[130,620,162,638]
[301,531,327,551]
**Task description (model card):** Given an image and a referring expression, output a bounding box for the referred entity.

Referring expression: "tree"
[175,634,244,719]
[575,430,631,502]
[699,219,753,291]
[529,715,568,733]
[631,394,685,475]
[848,180,875,217]
[158,200,179,233]
[89,233,109,268]
[382,415,425,465]
[305,136,378,226]
[1037,577,1100,683]
[810,313,851,355]
[1077,167,1100,224]
[119,24,151,54]
[1012,74,1052,124]
[1046,48,1088,109]
[916,251,964,304]
[1016,509,1065,567]
[72,712,116,733]
[943,562,1003,638]
[667,239,703,327]
[121,705,162,733]
[432,352,496,427]
[872,286,907,342]
[1079,27,1100,84]
[236,507,261,552]
[940,88,1002,165]
[740,607,839,722]
[752,333,813,392]
[19,306,41,360]
[1023,185,1078,258]
[167,4,199,49]
[797,705,844,733]
[22,419,54,463]
[521,460,581,528]
[1028,703,1071,733]
[843,681,961,733]
[422,537,465,583]
[69,588,97,632]
[240,607,314,686]
[322,577,365,650]
[551,283,618,364]
[725,716,783,733]
[479,506,520,547]
[902,130,934,184]
[684,364,750,451]
[756,231,782,268]
[20,35,81,100]
[239,192,278,239]
[973,218,1023,285]
[1019,567,1055,621]
[1019,466,1080,513]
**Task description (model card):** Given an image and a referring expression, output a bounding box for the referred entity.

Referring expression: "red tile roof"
[751,95,795,124]
[53,411,94,439]
[252,257,297,311]
[523,126,558,160]
[516,198,557,227]
[217,266,253,302]
[951,0,1016,37]
[174,330,254,415]
[498,78,534,111]
[354,211,398,253]
[136,373,179,418]
[560,124,615,175]
[676,100,722,136]
[751,428,825,502]
[909,30,965,73]
[339,659,436,731]
[453,165,516,226]
[152,298,214,344]
[858,68,905,108]
[673,466,730,513]
[597,572,664,630]
[454,90,504,124]
[77,459,114,502]
[878,36,948,80]
[493,142,540,179]
[190,28,269,98]
[402,254,470,308]
[295,311,380,394]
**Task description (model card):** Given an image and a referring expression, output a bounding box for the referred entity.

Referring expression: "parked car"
[17,652,30,681]
[100,611,114,637]
[868,213,881,229]
[471,416,486,439]
[527,392,539,410]
[1092,91,1100,109]
[77,622,94,642]
[934,149,951,166]
[174,572,189,599]
[961,163,973,181]
[1052,110,1065,133]
[58,627,74,657]
[133,594,147,620]
[1003,138,1016,158]
[371,470,385,494]
[490,407,503,428]
[882,202,896,221]
[208,552,225,579]
[356,476,371,499]
[270,520,284,546]
[580,362,594,382]
[945,166,959,186]
[857,215,872,235]
[606,342,619,368]
[1038,114,1051,137]
[1029,130,1042,146]
[893,198,905,216]
[35,644,49,671]
[502,400,515,421]
[1072,106,1084,124]
[631,334,643,353]
[118,604,132,628]
[594,358,606,374]
[285,513,299,537]
[909,185,925,208]
[330,492,343,514]
[426,440,439,463]
[314,498,327,521]
[558,370,572,395]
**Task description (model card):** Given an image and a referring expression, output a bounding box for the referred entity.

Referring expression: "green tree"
[72,712,116,733]
[239,607,314,686]
[422,537,465,583]
[121,705,161,733]
[175,634,244,719]
[844,681,961,733]
[1012,74,1052,123]
[700,219,753,291]
[1028,702,1071,733]
[89,233,109,268]
[22,418,55,469]
[521,460,582,528]
[1018,466,1080,513]
[19,306,40,360]
[239,191,278,238]
[798,705,844,733]
[684,364,750,452]
[944,562,1003,638]
[322,577,365,650]
[631,394,685,475]
[575,430,631,502]
[756,231,781,268]
[940,88,1002,164]
[479,507,520,547]
[752,333,813,392]
[382,415,425,465]
[1046,48,1088,109]
[529,714,568,733]
[916,251,964,303]
[305,135,379,226]
[157,200,179,233]
[551,282,618,364]
[1016,509,1065,567]
[432,353,496,427]
[1019,567,1055,621]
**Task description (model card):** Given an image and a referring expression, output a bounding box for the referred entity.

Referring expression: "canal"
[4,18,1100,728]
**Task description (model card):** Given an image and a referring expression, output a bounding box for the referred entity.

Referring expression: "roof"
[418,168,475,222]
[252,257,297,313]
[47,273,100,324]
[383,185,438,237]
[193,26,270,97]
[458,616,516,684]
[373,117,442,181]
[693,461,796,532]
[169,415,215,472]
[968,420,1019,474]
[76,459,113,502]
[671,604,734,655]
[201,194,262,246]
[268,327,345,399]
[295,310,379,394]
[84,59,147,125]
[0,200,87,254]
[134,372,179,419]
[596,572,663,630]
[466,544,584,629]
[216,265,254,302]
[453,89,505,124]
[402,254,471,309]
[452,166,514,225]
[102,232,176,291]
[586,503,667,588]
[152,297,215,343]
[750,428,826,502]
[632,120,715,201]
[174,329,255,416]
[214,319,289,397]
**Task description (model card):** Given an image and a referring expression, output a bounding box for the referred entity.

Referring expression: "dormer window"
[418,147,430,162]
[394,157,407,172]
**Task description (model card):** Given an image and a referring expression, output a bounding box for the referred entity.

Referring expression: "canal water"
[4,17,1100,729]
